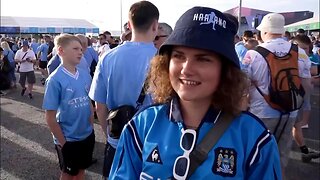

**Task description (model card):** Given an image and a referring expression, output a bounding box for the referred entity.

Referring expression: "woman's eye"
[172,53,184,60]
[198,57,211,62]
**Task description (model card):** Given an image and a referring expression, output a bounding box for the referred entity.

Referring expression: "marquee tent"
[0,16,99,34]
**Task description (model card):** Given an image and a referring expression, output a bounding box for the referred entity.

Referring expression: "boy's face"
[59,40,83,65]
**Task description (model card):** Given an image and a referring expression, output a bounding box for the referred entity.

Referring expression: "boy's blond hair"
[55,34,81,48]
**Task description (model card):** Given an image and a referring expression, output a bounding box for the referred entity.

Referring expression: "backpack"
[254,44,305,114]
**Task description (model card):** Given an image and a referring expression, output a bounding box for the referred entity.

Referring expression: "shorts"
[103,142,116,177]
[261,116,296,168]
[19,71,36,86]
[39,61,48,69]
[55,131,95,176]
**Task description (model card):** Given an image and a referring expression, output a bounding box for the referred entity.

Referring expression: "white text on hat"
[193,12,227,30]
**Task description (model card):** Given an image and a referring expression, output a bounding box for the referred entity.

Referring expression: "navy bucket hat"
[159,6,240,68]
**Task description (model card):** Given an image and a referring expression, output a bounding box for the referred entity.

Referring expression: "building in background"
[224,6,314,35]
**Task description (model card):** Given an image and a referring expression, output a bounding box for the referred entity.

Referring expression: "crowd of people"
[1,1,320,179]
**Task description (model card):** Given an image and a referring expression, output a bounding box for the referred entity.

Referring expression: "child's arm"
[90,102,94,126]
[45,110,66,146]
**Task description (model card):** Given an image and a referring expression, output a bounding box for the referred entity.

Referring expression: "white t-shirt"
[15,49,36,72]
[98,44,111,57]
[52,47,57,57]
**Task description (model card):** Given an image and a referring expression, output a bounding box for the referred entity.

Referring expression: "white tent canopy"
[0,16,99,34]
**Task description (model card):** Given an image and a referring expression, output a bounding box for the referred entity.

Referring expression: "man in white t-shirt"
[14,41,36,99]
[242,13,311,178]
[97,34,110,57]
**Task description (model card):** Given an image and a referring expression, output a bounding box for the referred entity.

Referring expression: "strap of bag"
[21,52,28,60]
[187,112,235,178]
[135,82,146,110]
[253,46,271,98]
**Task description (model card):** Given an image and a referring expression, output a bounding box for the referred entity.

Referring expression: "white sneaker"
[301,124,309,129]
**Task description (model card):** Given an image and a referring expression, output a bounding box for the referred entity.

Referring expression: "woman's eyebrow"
[172,50,184,54]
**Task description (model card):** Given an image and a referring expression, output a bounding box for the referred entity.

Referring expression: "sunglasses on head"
[155,35,168,41]
[173,128,197,180]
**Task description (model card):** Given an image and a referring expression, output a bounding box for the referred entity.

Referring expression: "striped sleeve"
[246,130,282,180]
[109,120,143,180]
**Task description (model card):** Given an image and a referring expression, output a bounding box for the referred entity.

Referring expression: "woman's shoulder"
[135,103,168,119]
[132,103,168,127]
[236,111,269,133]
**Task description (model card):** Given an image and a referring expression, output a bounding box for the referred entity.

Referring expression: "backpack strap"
[135,82,146,110]
[186,112,235,179]
[291,43,298,52]
[255,46,271,58]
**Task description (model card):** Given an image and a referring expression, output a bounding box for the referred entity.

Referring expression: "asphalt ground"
[1,71,319,179]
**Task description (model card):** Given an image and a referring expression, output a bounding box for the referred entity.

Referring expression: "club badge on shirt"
[213,147,237,177]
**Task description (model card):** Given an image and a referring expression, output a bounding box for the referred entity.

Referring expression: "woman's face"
[169,46,222,103]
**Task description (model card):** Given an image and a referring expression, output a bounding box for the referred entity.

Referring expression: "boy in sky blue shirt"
[37,39,49,85]
[43,34,95,179]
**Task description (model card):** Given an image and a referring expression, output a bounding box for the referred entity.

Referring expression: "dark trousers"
[103,142,116,177]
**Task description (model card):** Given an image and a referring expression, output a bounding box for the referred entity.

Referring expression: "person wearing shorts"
[43,34,95,180]
[14,40,36,99]
[55,131,95,176]
[292,34,320,162]
[37,37,49,85]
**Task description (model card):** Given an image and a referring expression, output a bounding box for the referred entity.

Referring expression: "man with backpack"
[242,13,312,178]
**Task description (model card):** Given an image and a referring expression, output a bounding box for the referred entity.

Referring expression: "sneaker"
[301,124,309,129]
[21,88,26,96]
[302,148,320,163]
[28,93,33,99]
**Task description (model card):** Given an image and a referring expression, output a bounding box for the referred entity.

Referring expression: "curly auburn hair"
[147,50,249,115]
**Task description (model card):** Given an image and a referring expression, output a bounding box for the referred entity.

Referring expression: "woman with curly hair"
[109,7,281,180]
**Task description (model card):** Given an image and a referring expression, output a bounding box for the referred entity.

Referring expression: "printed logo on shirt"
[213,147,237,177]
[68,96,90,108]
[66,88,74,93]
[193,11,227,30]
[146,146,163,164]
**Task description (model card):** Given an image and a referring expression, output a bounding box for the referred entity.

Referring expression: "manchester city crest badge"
[213,147,237,177]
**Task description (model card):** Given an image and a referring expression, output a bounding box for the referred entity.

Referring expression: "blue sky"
[1,0,319,32]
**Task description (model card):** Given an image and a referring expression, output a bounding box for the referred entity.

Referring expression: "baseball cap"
[159,6,240,69]
[22,40,29,46]
[256,13,285,34]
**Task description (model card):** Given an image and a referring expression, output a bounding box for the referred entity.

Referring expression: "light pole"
[238,0,242,34]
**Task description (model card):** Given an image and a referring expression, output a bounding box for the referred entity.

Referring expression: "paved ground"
[1,71,319,179]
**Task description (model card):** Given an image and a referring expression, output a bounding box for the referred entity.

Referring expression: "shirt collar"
[168,96,222,124]
[61,66,79,80]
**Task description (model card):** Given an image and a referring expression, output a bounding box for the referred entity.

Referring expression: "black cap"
[159,6,240,69]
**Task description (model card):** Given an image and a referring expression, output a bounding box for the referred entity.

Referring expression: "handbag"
[107,84,146,139]
[186,112,235,179]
